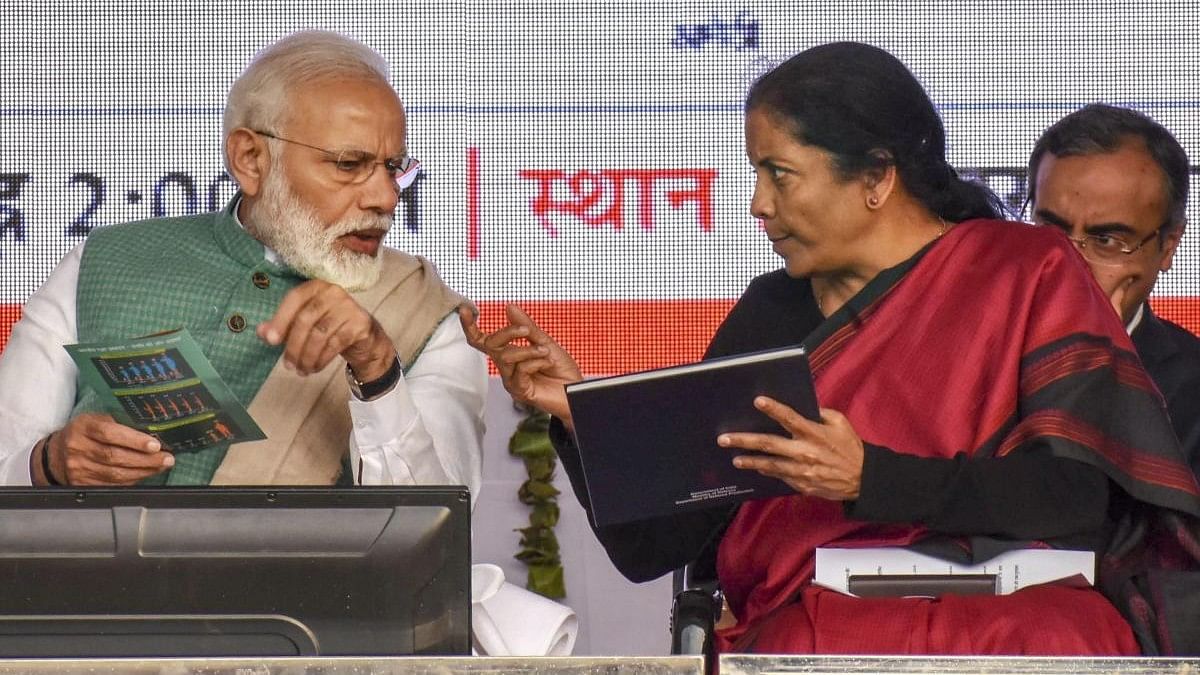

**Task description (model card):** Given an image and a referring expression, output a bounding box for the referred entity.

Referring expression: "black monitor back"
[0,487,471,657]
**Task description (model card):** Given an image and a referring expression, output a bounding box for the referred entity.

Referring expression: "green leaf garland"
[508,409,565,598]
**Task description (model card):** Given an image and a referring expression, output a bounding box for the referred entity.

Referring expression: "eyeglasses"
[252,130,421,190]
[1065,227,1162,266]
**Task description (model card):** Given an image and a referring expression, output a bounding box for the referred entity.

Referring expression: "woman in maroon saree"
[710,216,1197,654]
[463,42,1200,654]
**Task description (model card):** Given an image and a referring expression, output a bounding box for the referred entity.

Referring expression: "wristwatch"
[346,355,402,401]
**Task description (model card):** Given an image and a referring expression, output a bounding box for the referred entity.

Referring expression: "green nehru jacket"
[73,199,307,485]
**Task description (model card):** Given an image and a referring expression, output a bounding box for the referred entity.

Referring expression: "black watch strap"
[40,433,63,486]
[347,355,402,401]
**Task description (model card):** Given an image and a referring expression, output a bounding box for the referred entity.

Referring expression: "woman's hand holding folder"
[718,397,865,501]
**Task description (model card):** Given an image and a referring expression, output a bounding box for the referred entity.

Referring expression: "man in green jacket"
[0,31,486,493]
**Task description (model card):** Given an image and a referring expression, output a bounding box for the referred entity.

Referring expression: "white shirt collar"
[1125,302,1145,336]
[232,195,282,265]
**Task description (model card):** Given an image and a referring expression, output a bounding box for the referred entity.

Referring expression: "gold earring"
[867,195,880,208]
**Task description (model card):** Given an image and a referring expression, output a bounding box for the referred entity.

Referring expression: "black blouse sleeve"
[550,416,734,583]
[846,443,1110,541]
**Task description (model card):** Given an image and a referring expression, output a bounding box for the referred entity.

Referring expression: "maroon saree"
[715,219,1200,654]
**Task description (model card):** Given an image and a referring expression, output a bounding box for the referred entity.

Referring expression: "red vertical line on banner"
[466,147,480,259]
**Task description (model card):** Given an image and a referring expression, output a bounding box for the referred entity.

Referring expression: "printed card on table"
[65,329,266,454]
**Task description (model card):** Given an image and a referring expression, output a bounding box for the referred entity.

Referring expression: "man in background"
[1028,103,1200,476]
[0,30,486,491]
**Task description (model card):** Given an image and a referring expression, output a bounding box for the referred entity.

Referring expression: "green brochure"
[65,329,266,454]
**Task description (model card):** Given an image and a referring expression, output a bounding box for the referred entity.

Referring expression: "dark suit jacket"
[1132,304,1200,479]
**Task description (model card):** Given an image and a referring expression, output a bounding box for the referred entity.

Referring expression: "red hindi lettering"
[519,167,718,234]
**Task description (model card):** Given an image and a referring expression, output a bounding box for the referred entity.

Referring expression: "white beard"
[244,166,391,292]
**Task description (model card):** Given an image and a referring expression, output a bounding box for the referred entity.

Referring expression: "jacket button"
[227,313,246,333]
[252,272,271,289]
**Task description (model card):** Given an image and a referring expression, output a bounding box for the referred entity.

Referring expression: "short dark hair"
[745,42,1006,223]
[1028,103,1189,231]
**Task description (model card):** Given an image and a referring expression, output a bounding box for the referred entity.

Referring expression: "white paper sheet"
[470,563,578,656]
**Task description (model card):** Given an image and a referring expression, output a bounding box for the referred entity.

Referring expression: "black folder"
[565,346,819,527]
